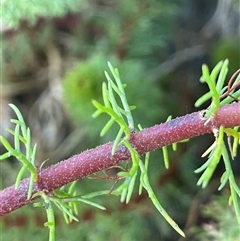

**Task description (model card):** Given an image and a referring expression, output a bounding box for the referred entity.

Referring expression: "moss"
[211,39,240,75]
[63,54,167,143]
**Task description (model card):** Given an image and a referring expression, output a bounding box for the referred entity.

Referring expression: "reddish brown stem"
[0,102,240,216]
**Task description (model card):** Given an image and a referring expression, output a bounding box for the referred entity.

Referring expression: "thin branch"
[0,102,240,216]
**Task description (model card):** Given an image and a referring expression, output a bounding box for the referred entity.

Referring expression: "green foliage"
[194,60,240,226]
[192,195,240,241]
[195,59,240,120]
[195,126,240,223]
[0,204,172,241]
[66,0,182,63]
[33,181,110,241]
[195,60,228,117]
[92,61,135,153]
[1,60,239,240]
[63,54,167,143]
[2,0,185,91]
[126,1,181,62]
[211,39,240,75]
[0,104,37,199]
[2,1,239,240]
[2,0,86,28]
[63,55,105,124]
[90,60,240,236]
[92,62,185,236]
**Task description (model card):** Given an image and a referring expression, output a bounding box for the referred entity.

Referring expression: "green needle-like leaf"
[112,129,124,155]
[0,135,13,152]
[216,59,228,92]
[9,104,27,137]
[195,92,212,107]
[0,152,11,160]
[100,118,115,136]
[15,165,28,189]
[14,124,20,150]
[162,146,169,169]
[138,159,185,237]
[74,198,106,210]
[210,60,223,83]
[218,171,229,191]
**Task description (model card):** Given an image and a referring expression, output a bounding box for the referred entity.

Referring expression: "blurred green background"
[1,0,240,240]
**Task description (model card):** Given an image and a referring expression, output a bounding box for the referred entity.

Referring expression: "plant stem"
[0,102,239,216]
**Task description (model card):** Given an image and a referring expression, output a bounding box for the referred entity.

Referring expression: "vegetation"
[1,59,240,240]
[1,1,240,240]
